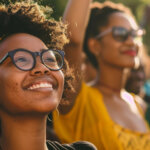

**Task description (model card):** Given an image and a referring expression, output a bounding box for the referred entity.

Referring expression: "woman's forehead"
[0,33,47,55]
[108,12,138,29]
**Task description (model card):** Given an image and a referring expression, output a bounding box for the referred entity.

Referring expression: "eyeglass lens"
[13,50,63,71]
[113,27,129,42]
[112,27,140,42]
[14,51,34,70]
[42,50,63,70]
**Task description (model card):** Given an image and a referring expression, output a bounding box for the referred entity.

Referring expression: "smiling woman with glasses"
[52,0,150,150]
[0,1,97,150]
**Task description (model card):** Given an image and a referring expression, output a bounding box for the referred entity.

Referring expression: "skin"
[0,33,64,150]
[63,0,148,133]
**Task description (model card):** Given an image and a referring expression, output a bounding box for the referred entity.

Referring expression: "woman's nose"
[30,57,50,76]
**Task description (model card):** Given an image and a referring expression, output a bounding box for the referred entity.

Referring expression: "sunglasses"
[0,48,65,71]
[95,26,145,42]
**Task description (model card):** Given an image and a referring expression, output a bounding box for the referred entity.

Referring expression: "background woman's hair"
[0,1,74,101]
[83,1,135,69]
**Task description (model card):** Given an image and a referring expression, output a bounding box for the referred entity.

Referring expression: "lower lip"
[122,51,137,57]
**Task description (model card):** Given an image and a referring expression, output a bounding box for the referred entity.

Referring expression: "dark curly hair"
[83,1,135,69]
[0,1,74,101]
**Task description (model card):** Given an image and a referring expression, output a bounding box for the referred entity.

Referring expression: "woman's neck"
[95,65,125,95]
[0,114,48,150]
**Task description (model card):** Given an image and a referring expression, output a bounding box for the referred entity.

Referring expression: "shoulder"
[121,90,147,114]
[47,141,97,150]
[80,82,102,95]
[76,82,103,104]
[125,91,148,114]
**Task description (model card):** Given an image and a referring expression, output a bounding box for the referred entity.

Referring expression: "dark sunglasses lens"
[113,27,128,42]
[14,51,34,70]
[42,50,63,70]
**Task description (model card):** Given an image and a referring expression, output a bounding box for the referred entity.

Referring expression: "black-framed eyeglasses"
[0,48,65,71]
[95,26,145,42]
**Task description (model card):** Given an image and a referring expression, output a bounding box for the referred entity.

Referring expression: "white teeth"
[28,83,52,90]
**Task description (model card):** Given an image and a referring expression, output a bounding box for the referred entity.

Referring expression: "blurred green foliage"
[0,0,150,53]
[33,0,150,21]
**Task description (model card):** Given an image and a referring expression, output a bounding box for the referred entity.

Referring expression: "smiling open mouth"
[27,82,53,90]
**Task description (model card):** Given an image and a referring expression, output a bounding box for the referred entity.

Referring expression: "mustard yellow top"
[53,83,150,150]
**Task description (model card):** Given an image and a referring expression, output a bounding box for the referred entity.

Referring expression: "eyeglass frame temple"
[0,53,9,64]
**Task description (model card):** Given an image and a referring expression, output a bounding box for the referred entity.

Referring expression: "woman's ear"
[87,38,101,57]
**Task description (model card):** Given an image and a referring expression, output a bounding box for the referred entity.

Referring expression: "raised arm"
[59,0,92,114]
[63,0,92,44]
[63,0,92,70]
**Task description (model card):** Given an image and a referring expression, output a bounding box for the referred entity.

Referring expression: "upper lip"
[23,77,57,90]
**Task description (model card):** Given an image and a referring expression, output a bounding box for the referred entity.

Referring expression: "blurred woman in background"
[53,0,150,149]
